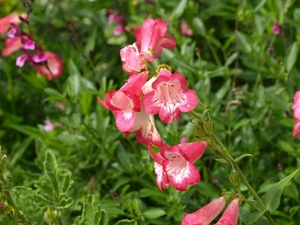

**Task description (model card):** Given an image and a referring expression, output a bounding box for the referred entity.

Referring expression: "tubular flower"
[143,69,199,123]
[181,197,227,225]
[292,91,300,137]
[35,52,64,80]
[0,13,25,34]
[134,18,176,62]
[120,42,147,73]
[148,146,170,191]
[1,37,23,57]
[161,142,207,191]
[127,106,163,147]
[98,72,148,133]
[149,142,207,191]
[215,198,240,225]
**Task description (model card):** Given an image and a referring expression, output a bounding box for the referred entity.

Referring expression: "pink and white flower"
[98,72,148,133]
[44,120,54,132]
[127,107,163,147]
[1,37,23,57]
[35,52,64,80]
[292,91,300,137]
[143,69,199,123]
[272,23,281,35]
[149,141,207,191]
[0,13,25,34]
[215,198,239,225]
[120,42,147,73]
[181,197,227,225]
[134,18,176,62]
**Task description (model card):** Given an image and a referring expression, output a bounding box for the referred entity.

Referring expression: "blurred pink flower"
[181,197,226,225]
[292,91,300,137]
[272,23,281,35]
[36,52,64,80]
[1,37,23,57]
[108,9,128,35]
[215,198,240,225]
[134,18,176,62]
[0,13,24,34]
[181,21,193,37]
[44,120,54,132]
[120,42,147,73]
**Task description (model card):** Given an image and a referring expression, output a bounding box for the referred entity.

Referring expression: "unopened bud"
[229,171,240,188]
[44,207,61,224]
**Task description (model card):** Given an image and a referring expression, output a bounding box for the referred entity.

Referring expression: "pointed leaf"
[114,219,137,225]
[285,42,298,72]
[59,197,74,209]
[172,0,187,18]
[143,208,166,219]
[98,209,108,225]
[262,168,299,212]
[43,150,59,195]
[80,195,101,225]
[234,154,253,162]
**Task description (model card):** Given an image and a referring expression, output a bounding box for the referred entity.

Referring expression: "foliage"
[0,0,300,224]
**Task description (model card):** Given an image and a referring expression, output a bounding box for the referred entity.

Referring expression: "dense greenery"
[0,0,300,224]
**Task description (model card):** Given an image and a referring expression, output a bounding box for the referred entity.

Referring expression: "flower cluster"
[182,197,240,225]
[0,13,64,80]
[98,18,205,192]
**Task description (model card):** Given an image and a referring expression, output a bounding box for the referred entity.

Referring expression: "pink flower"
[181,197,227,225]
[215,198,239,225]
[148,146,169,191]
[142,69,199,123]
[108,9,128,35]
[272,23,281,35]
[44,120,54,132]
[292,91,300,137]
[36,52,64,80]
[127,106,163,147]
[0,13,24,34]
[134,18,176,62]
[16,54,28,67]
[98,72,148,132]
[1,37,23,57]
[149,141,207,191]
[181,21,193,37]
[120,42,147,73]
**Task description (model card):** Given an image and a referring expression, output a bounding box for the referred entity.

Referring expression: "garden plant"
[0,0,300,224]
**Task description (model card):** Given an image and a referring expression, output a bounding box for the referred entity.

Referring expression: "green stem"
[207,41,221,66]
[189,110,276,225]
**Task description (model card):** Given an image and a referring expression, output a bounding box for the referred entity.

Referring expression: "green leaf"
[66,59,82,97]
[114,220,137,225]
[240,208,270,225]
[234,154,253,162]
[193,17,206,35]
[98,209,108,225]
[84,28,97,55]
[80,195,102,225]
[264,91,289,111]
[44,88,64,97]
[57,133,87,143]
[237,32,252,53]
[172,0,187,18]
[61,172,73,195]
[143,208,166,219]
[284,42,298,72]
[254,0,267,12]
[262,168,300,212]
[211,80,231,108]
[59,197,74,209]
[43,150,60,195]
